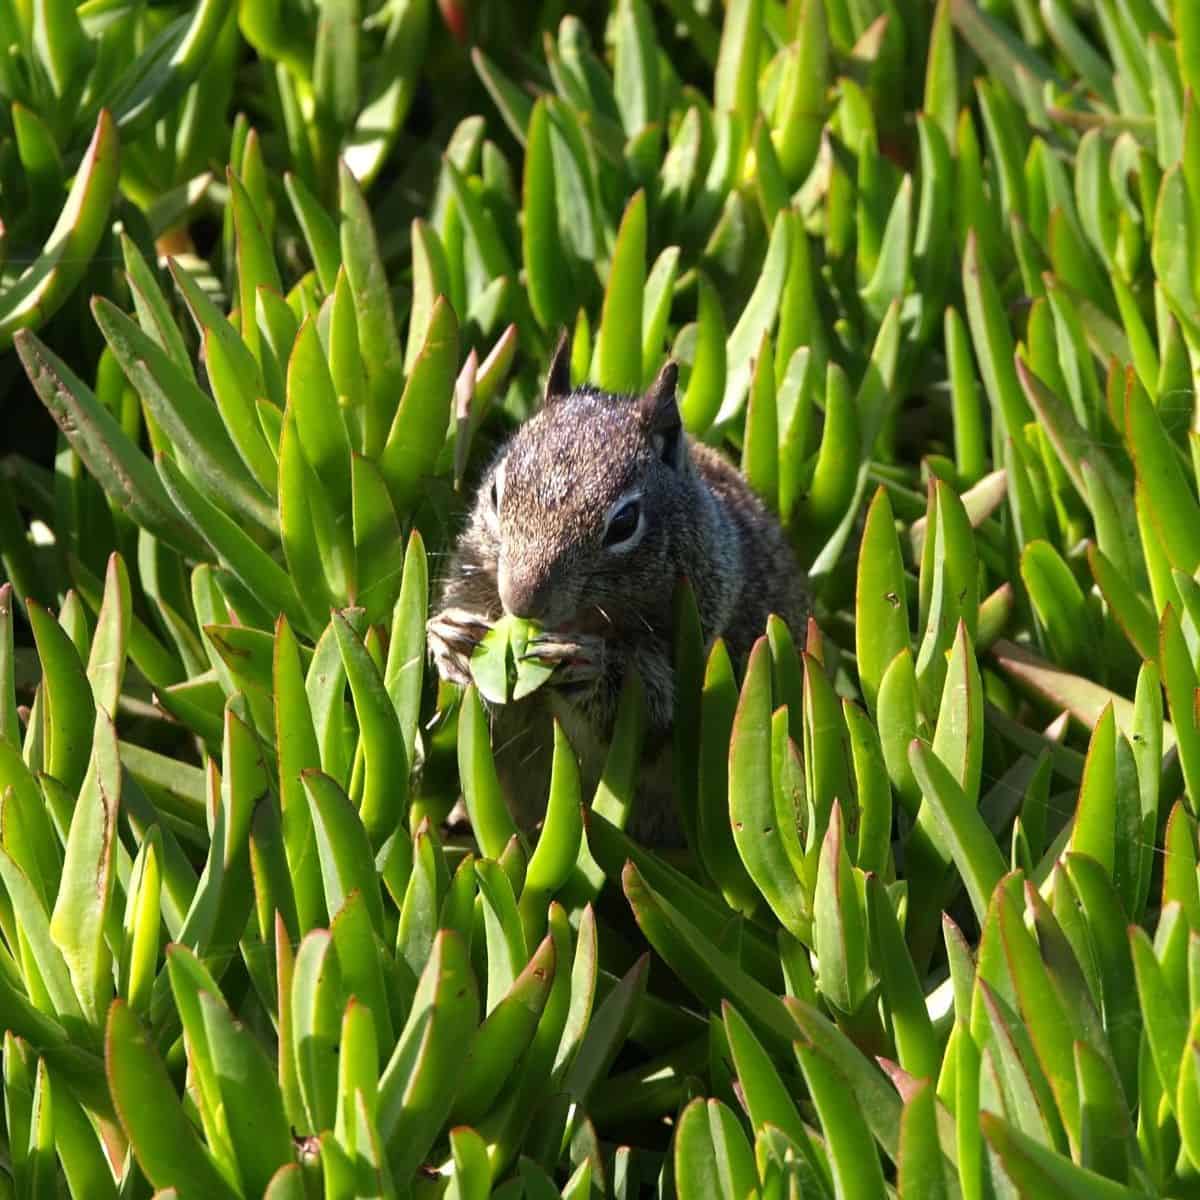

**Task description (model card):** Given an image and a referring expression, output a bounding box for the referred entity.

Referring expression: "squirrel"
[426,333,811,844]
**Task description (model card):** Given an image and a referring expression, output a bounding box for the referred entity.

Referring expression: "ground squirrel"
[427,334,811,843]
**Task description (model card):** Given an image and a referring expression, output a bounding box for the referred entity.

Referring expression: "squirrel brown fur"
[427,333,811,843]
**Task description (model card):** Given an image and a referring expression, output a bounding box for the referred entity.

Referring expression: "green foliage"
[0,0,236,347]
[7,0,1200,1197]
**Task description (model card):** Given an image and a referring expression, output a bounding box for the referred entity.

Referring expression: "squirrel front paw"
[427,607,493,687]
[522,631,607,689]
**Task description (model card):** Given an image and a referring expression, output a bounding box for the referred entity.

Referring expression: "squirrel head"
[473,333,694,633]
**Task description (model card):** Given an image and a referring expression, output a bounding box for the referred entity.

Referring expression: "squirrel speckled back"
[428,334,811,843]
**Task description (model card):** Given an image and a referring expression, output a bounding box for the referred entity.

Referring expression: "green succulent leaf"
[378,930,480,1177]
[0,112,119,348]
[106,1001,238,1199]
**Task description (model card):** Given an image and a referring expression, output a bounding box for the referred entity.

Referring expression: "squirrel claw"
[427,608,492,687]
[522,633,605,686]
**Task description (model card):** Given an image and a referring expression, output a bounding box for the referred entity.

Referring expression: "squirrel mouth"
[550,606,612,638]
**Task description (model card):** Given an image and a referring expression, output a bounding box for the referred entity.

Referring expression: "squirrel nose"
[498,563,550,620]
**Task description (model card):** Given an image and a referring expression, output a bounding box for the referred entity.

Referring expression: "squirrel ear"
[638,360,685,469]
[543,331,572,407]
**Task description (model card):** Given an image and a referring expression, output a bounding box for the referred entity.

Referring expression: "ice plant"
[0,0,1199,1196]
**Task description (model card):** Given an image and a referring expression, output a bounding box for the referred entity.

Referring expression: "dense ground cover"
[2,0,1200,1195]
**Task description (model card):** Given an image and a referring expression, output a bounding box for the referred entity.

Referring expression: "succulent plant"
[6,0,1200,1197]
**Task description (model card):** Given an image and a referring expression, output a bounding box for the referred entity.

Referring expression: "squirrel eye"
[489,462,505,514]
[603,498,643,550]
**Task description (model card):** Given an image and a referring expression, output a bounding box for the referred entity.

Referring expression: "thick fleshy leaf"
[378,930,479,1177]
[718,209,791,424]
[106,1002,237,1198]
[898,1078,949,1199]
[674,1097,758,1200]
[697,639,758,914]
[93,296,277,534]
[856,487,910,715]
[722,1001,823,1174]
[596,191,646,393]
[730,639,807,936]
[49,708,119,1028]
[812,801,870,1015]
[457,685,520,860]
[199,990,293,1194]
[332,610,407,845]
[1130,923,1188,1104]
[331,888,394,1053]
[27,599,94,794]
[274,616,325,933]
[0,112,119,347]
[378,297,458,514]
[339,162,405,457]
[303,770,385,937]
[520,720,583,942]
[981,1111,1143,1199]
[794,1035,889,1197]
[454,932,555,1123]
[908,739,1005,926]
[868,874,938,1082]
[681,272,727,434]
[714,0,761,131]
[290,929,344,1135]
[523,99,572,333]
[622,861,795,1055]
[156,452,308,633]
